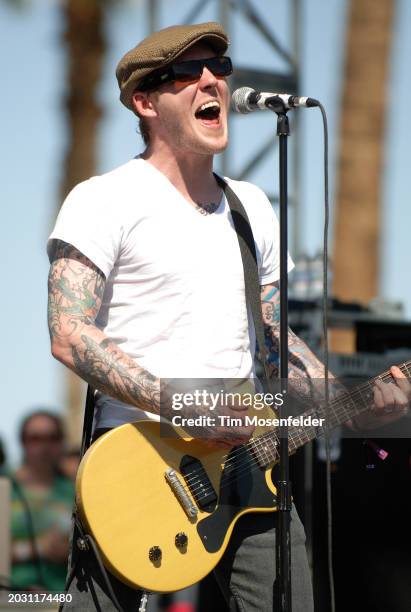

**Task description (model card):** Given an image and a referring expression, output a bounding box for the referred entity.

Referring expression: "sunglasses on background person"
[138,56,233,92]
[23,433,63,444]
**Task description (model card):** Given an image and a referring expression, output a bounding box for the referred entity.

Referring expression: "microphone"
[232,87,320,113]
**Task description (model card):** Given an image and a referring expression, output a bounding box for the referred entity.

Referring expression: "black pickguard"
[197,446,277,553]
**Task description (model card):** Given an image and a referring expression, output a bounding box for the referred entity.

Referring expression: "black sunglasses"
[24,433,63,444]
[139,56,233,92]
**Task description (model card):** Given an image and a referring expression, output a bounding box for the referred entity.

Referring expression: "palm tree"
[332,0,394,316]
[4,0,118,443]
[60,0,107,445]
[60,0,105,199]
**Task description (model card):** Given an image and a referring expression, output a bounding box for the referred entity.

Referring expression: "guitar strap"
[79,175,272,459]
[80,384,96,459]
[214,173,271,385]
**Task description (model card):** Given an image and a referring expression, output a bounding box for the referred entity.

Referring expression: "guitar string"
[183,365,399,482]
[186,363,411,501]
[183,360,402,486]
[182,360,411,486]
[183,390,387,503]
[180,366,408,496]
[183,363,411,500]
[177,364,411,498]
[170,426,316,503]
[215,363,409,470]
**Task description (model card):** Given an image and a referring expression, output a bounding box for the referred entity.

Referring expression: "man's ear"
[131,91,158,118]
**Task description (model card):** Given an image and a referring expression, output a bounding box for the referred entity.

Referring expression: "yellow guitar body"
[75,413,278,593]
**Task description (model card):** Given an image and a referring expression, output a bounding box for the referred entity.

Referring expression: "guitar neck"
[251,359,411,468]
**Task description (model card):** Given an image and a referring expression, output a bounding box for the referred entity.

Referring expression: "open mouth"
[194,100,221,125]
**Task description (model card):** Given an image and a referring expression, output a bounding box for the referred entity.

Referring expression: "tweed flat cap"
[116,22,229,112]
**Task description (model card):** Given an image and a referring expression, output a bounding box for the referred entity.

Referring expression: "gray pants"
[213,507,313,612]
[61,431,313,611]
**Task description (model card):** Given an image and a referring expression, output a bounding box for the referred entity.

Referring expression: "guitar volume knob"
[148,546,162,562]
[175,532,188,548]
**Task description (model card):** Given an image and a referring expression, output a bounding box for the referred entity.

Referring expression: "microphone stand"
[267,97,292,612]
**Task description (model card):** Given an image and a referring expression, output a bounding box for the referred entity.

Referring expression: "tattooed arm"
[48,240,160,413]
[260,281,410,425]
[260,281,343,402]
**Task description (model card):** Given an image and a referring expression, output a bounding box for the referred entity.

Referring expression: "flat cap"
[116,22,229,112]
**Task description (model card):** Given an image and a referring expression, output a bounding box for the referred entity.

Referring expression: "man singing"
[47,22,410,611]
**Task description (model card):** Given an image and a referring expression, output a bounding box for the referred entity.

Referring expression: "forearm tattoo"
[48,240,160,413]
[71,335,160,413]
[260,282,344,402]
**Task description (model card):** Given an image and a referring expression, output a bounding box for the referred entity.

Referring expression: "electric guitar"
[75,361,410,593]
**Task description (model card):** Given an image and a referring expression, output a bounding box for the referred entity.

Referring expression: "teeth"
[198,101,220,112]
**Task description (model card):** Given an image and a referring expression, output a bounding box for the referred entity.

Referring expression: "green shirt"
[11,474,74,592]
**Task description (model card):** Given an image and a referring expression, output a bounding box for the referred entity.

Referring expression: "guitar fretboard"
[249,359,411,468]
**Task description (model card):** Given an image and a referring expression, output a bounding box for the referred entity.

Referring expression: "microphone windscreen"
[231,87,255,113]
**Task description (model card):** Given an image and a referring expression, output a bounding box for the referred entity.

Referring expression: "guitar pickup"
[180,455,217,512]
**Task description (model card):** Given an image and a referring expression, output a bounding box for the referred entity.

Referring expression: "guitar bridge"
[165,468,198,519]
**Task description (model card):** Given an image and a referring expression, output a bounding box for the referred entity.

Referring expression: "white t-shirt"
[47,156,293,428]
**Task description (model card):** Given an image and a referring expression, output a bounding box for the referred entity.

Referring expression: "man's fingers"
[391,365,406,378]
[373,384,385,411]
[391,365,411,397]
[392,386,409,410]
[374,379,395,408]
[374,377,409,415]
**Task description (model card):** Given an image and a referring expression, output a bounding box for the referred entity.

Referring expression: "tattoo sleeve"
[260,281,345,402]
[47,240,160,413]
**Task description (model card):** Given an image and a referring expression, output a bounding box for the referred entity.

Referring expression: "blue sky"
[1,0,411,463]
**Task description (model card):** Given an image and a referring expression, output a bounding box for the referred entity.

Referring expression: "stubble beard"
[160,112,228,156]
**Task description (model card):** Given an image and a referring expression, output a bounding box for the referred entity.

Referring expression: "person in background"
[10,410,74,592]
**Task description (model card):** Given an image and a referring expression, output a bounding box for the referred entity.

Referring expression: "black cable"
[317,102,336,612]
[84,534,128,612]
[70,513,130,612]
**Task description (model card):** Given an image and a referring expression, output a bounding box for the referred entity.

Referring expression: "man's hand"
[161,378,255,448]
[352,365,411,431]
[200,404,255,449]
